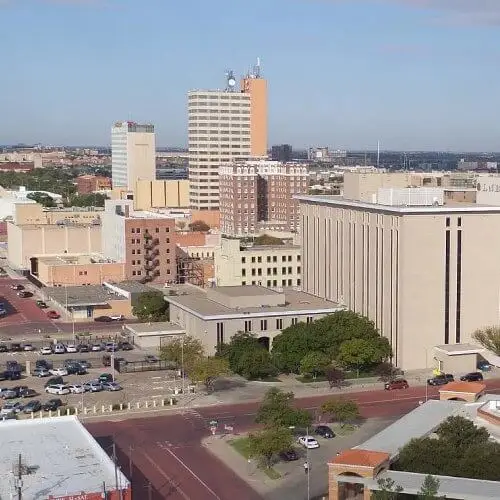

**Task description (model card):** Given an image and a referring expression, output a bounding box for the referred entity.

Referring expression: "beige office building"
[214,237,301,288]
[188,68,268,210]
[134,179,190,210]
[298,193,500,370]
[111,121,156,190]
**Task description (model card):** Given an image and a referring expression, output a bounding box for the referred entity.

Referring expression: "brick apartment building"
[102,200,177,284]
[220,160,308,236]
[76,175,112,194]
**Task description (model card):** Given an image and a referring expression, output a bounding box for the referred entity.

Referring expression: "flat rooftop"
[296,194,500,214]
[0,417,129,499]
[104,280,153,294]
[44,285,127,307]
[38,254,116,266]
[125,321,185,336]
[434,343,484,355]
[164,285,342,319]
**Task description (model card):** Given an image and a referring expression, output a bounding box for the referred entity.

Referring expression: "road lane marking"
[161,445,222,500]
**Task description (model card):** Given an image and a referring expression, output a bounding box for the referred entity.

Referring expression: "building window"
[276,318,283,329]
[155,227,159,233]
[297,255,301,262]
[267,280,271,287]
[456,229,462,343]
[258,257,262,263]
[458,217,462,227]
[137,271,142,276]
[217,322,224,347]
[282,280,286,286]
[288,279,292,286]
[446,217,450,228]
[297,267,301,274]
[252,269,256,276]
[131,228,135,233]
[273,268,277,275]
[289,255,293,262]
[267,256,271,263]
[297,279,301,286]
[291,318,298,325]
[282,267,287,274]
[258,268,262,276]
[444,230,451,344]
[132,271,136,276]
[137,249,141,255]
[252,281,256,285]
[166,238,170,243]
[282,256,286,262]
[273,280,277,286]
[167,269,171,274]
[242,281,246,286]
[166,227,170,233]
[244,320,252,332]
[306,316,313,324]
[137,228,141,233]
[167,259,170,264]
[242,268,246,277]
[242,257,246,264]
[273,256,277,263]
[252,257,256,263]
[260,319,267,331]
[132,249,136,255]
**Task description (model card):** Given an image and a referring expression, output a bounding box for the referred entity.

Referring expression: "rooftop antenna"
[253,57,261,78]
[225,70,237,92]
[377,140,380,168]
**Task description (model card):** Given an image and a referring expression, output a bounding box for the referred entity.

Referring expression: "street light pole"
[181,336,185,394]
[306,426,310,500]
[425,348,428,402]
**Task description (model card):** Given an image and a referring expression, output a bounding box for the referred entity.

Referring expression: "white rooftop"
[0,416,129,499]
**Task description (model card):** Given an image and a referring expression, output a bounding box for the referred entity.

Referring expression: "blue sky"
[2,0,500,151]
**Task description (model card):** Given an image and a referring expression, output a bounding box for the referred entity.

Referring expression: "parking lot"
[0,346,189,415]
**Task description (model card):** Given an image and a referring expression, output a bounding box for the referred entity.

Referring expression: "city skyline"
[2,0,500,151]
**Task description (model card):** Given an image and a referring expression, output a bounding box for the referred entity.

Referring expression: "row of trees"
[214,311,392,382]
[26,191,108,208]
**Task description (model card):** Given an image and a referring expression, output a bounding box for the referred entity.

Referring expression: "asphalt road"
[85,379,500,500]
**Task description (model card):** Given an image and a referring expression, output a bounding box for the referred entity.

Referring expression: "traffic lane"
[0,278,51,323]
[88,417,262,500]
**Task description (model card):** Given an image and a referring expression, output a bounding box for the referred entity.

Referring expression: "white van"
[45,384,70,395]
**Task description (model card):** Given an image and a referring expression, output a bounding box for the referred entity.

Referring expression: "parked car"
[0,344,8,353]
[110,314,124,321]
[99,373,113,383]
[298,436,320,449]
[427,374,454,386]
[83,380,102,392]
[145,355,159,363]
[49,368,68,377]
[77,360,92,369]
[101,381,122,391]
[21,388,38,398]
[91,344,102,352]
[1,401,24,415]
[40,346,53,355]
[105,342,118,352]
[78,344,89,353]
[279,449,299,461]
[68,384,85,394]
[23,344,34,351]
[0,389,17,399]
[94,316,112,322]
[36,359,52,370]
[11,386,29,397]
[477,361,491,372]
[17,291,33,298]
[460,372,484,382]
[45,384,70,395]
[314,425,335,439]
[33,368,50,378]
[119,341,133,351]
[10,284,24,290]
[2,371,21,381]
[6,361,22,372]
[36,300,47,308]
[46,310,60,319]
[10,343,22,352]
[0,303,6,317]
[44,376,64,387]
[66,364,87,376]
[65,344,78,353]
[42,398,63,411]
[23,400,42,413]
[384,379,409,390]
[53,344,66,354]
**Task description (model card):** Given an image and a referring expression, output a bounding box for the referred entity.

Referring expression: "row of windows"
[242,255,301,264]
[242,279,302,287]
[242,315,310,333]
[132,269,172,276]
[242,267,301,277]
[131,227,170,234]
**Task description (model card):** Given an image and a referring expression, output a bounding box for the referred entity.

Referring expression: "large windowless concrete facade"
[298,195,500,370]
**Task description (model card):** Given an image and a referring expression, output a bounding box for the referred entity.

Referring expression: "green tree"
[325,366,345,389]
[256,388,312,428]
[27,191,56,207]
[375,362,402,382]
[337,337,391,374]
[69,193,108,207]
[436,415,489,451]
[132,291,169,322]
[417,475,442,499]
[300,351,331,378]
[248,426,293,469]
[321,398,360,427]
[472,326,500,356]
[188,220,210,232]
[190,357,230,392]
[235,348,277,380]
[159,335,204,373]
[372,478,403,500]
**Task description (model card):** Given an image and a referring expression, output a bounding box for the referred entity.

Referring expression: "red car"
[46,310,60,319]
[384,379,409,390]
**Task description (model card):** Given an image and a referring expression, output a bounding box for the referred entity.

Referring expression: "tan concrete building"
[111,121,156,190]
[36,254,125,287]
[188,66,267,210]
[12,203,103,226]
[165,285,342,354]
[7,223,102,271]
[214,237,301,288]
[134,179,189,210]
[298,193,500,370]
[219,160,308,235]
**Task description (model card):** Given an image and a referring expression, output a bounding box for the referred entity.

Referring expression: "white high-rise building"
[111,121,156,190]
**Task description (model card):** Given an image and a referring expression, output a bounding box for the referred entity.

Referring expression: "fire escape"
[175,248,205,287]
[140,231,160,284]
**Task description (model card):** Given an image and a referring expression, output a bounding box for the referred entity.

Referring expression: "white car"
[40,346,53,355]
[49,368,68,377]
[91,344,102,352]
[65,344,78,353]
[23,344,34,351]
[45,384,70,395]
[53,344,66,354]
[68,384,85,394]
[110,314,124,321]
[298,436,320,449]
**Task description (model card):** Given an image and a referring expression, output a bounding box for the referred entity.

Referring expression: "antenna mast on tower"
[252,57,261,78]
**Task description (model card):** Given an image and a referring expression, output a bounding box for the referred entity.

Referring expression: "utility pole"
[112,443,119,498]
[147,481,153,500]
[181,335,185,394]
[16,454,22,500]
[306,428,310,500]
[129,445,133,481]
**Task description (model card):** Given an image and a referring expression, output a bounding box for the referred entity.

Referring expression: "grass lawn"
[229,437,282,480]
[331,423,357,436]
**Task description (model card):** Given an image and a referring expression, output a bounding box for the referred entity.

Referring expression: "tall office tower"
[271,144,292,162]
[219,160,308,236]
[188,61,268,210]
[111,121,156,190]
